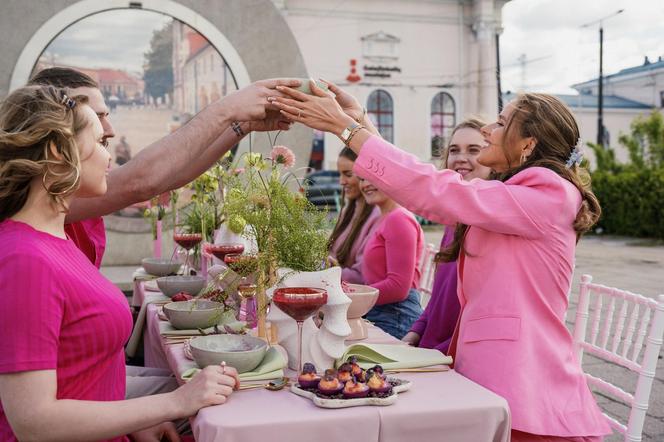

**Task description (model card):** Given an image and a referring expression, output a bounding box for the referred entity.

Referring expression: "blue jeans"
[365,288,423,340]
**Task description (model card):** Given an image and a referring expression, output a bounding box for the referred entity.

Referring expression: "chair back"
[572,274,664,441]
[418,242,437,308]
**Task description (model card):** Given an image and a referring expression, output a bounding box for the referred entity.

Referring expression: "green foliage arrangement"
[222,147,330,275]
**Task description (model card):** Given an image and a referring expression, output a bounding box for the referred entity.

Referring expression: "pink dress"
[330,204,381,284]
[352,135,611,438]
[0,219,133,442]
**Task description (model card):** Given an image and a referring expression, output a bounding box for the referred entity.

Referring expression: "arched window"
[430,92,456,158]
[367,89,394,143]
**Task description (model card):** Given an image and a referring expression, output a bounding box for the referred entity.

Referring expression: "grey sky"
[500,0,664,94]
[43,9,171,74]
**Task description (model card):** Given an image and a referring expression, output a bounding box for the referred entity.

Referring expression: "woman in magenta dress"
[0,86,240,442]
[271,82,610,441]
[402,118,492,353]
[328,147,380,284]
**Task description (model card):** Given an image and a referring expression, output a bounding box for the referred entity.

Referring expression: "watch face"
[340,127,352,141]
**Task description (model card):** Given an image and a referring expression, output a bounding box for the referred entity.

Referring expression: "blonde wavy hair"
[0,85,89,221]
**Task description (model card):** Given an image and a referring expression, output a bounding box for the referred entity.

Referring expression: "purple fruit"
[342,381,369,399]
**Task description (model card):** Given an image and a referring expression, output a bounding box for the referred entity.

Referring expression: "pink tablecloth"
[141,282,511,442]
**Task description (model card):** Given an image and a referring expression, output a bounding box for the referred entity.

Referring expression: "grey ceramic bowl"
[141,258,181,277]
[163,300,225,330]
[157,275,206,297]
[190,335,268,373]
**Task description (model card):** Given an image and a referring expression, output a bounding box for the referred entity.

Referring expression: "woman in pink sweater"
[359,177,424,339]
[0,86,239,442]
[328,147,381,283]
[272,84,610,441]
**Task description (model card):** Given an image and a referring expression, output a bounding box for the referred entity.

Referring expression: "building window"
[430,92,456,158]
[660,90,664,108]
[367,89,394,142]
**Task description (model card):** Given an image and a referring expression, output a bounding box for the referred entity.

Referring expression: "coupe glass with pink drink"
[172,231,202,274]
[272,287,328,372]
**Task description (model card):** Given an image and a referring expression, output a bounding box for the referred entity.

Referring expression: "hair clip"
[60,94,76,110]
[565,138,584,169]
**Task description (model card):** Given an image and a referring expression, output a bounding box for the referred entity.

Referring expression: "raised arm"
[270,82,577,238]
[352,136,576,238]
[66,79,300,222]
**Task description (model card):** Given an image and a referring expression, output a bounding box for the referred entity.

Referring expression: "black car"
[303,170,341,211]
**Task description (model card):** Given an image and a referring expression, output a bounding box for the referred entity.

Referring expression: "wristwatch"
[339,122,361,145]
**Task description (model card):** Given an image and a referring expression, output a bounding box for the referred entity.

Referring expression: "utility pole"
[581,9,624,148]
[496,33,503,112]
[517,54,526,92]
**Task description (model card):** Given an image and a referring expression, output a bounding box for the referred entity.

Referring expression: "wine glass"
[207,243,245,262]
[237,279,258,328]
[172,230,202,275]
[272,287,328,372]
[224,253,258,322]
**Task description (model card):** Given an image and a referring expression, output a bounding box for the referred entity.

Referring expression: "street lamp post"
[582,9,624,148]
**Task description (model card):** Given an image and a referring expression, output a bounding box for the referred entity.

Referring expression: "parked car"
[302,170,341,211]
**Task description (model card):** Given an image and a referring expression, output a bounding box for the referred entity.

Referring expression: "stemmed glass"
[272,287,328,372]
[173,230,202,275]
[224,253,258,325]
[207,243,245,262]
[236,279,258,328]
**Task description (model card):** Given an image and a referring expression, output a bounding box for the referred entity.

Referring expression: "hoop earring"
[42,167,80,196]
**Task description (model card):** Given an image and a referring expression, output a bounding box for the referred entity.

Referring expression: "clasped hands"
[231,77,362,137]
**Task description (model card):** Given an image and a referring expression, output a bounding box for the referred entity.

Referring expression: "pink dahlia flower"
[270,145,296,168]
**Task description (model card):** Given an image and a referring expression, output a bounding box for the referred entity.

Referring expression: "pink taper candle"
[154,220,162,258]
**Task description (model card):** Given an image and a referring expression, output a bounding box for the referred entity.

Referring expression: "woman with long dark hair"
[328,147,380,283]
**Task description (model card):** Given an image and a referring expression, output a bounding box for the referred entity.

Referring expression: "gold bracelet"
[355,107,367,124]
[344,125,365,146]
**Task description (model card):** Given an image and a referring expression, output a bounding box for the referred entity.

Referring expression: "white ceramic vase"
[266,267,351,371]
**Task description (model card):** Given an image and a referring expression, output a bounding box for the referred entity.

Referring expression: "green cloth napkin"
[181,346,286,382]
[335,343,453,369]
[133,267,159,281]
[159,321,246,337]
[159,310,244,336]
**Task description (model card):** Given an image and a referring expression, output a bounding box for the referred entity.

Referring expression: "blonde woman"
[0,85,239,442]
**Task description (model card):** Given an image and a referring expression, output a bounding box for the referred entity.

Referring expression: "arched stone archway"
[0,0,312,163]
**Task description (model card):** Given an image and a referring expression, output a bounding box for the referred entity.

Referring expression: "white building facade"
[272,0,510,169]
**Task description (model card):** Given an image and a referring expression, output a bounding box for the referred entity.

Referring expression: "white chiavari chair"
[572,274,664,441]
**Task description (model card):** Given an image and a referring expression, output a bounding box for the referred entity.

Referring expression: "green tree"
[143,22,173,101]
[587,142,624,173]
[617,110,664,170]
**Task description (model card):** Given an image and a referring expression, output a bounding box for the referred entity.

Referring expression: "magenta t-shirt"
[0,220,132,442]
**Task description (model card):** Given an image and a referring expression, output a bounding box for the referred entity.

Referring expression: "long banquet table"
[134,281,511,442]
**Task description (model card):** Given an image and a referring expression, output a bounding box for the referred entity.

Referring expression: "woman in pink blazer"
[272,85,611,441]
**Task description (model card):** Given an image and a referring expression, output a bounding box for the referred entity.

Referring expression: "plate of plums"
[290,357,412,408]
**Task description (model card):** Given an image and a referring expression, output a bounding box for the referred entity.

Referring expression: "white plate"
[290,377,411,408]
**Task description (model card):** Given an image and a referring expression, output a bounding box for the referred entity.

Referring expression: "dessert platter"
[290,357,411,408]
